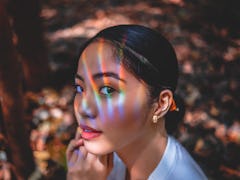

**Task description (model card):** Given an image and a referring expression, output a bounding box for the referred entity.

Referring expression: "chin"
[84,140,113,155]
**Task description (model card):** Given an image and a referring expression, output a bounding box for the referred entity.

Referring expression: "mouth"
[79,124,102,140]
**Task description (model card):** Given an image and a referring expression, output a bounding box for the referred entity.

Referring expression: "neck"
[116,120,168,179]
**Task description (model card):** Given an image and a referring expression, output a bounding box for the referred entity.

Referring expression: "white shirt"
[108,136,207,180]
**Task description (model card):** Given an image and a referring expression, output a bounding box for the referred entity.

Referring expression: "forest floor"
[2,0,240,179]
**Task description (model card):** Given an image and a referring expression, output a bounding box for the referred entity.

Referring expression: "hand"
[66,128,113,180]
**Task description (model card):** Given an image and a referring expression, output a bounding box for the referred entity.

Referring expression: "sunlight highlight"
[81,52,102,121]
[134,85,146,116]
[97,40,114,119]
[116,50,126,119]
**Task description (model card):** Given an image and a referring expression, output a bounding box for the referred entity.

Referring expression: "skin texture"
[66,41,173,179]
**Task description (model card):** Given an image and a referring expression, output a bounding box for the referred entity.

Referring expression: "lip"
[79,124,102,140]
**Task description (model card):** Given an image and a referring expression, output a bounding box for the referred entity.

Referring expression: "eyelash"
[74,84,117,97]
[75,85,84,94]
[99,86,116,97]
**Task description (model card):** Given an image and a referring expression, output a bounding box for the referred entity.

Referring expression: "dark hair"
[78,24,183,134]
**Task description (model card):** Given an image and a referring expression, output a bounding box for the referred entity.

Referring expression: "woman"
[66,25,207,180]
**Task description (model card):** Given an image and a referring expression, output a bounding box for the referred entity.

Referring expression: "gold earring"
[152,115,158,123]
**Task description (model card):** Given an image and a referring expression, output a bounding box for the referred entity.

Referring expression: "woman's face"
[74,41,155,155]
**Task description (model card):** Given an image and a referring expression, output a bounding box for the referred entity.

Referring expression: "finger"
[68,149,80,166]
[66,139,83,158]
[67,142,86,167]
[75,138,84,147]
[66,140,76,161]
[75,127,82,140]
[77,145,88,161]
[66,140,75,155]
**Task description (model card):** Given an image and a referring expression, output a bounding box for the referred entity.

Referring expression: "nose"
[74,92,98,120]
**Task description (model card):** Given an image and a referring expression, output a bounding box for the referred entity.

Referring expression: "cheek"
[99,93,148,126]
[73,95,81,121]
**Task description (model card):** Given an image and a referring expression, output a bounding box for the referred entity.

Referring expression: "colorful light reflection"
[97,40,114,119]
[78,40,149,124]
[81,51,101,127]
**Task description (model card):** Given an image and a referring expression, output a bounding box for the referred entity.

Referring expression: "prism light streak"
[118,92,125,118]
[116,53,126,119]
[134,85,145,116]
[81,52,101,126]
[97,40,113,119]
[118,39,144,119]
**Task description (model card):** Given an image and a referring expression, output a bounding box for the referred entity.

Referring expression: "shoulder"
[169,137,207,180]
[149,136,207,180]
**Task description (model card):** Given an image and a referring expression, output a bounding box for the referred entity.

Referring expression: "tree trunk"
[8,0,50,91]
[0,2,35,179]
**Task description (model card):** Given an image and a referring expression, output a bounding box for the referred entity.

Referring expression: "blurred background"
[0,0,240,179]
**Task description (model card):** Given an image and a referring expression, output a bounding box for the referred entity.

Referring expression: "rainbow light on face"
[81,51,102,124]
[116,38,149,119]
[117,91,125,118]
[116,49,126,119]
[134,84,145,115]
[78,39,150,125]
[97,40,113,119]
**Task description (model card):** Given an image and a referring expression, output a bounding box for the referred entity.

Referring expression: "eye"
[99,86,116,96]
[75,85,84,94]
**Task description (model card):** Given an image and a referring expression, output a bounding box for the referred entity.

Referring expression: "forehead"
[77,41,122,74]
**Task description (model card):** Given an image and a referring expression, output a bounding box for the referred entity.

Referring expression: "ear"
[153,89,173,118]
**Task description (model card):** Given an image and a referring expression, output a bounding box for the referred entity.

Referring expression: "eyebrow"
[75,74,84,82]
[75,72,126,83]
